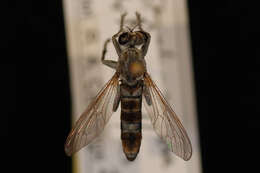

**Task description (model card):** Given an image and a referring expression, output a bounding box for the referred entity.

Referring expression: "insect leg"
[102,39,117,69]
[140,31,151,57]
[135,12,143,31]
[143,82,152,105]
[135,12,151,57]
[112,84,121,111]
[120,13,127,31]
[112,13,127,56]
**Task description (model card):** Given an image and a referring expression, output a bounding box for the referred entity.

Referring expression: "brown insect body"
[120,80,143,161]
[117,28,148,161]
[64,13,192,162]
[118,47,146,161]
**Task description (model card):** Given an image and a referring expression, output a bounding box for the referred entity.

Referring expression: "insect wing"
[143,73,192,161]
[65,73,119,156]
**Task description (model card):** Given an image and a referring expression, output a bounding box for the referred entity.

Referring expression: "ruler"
[63,0,201,173]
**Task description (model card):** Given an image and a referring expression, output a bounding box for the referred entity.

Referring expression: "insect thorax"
[118,48,146,85]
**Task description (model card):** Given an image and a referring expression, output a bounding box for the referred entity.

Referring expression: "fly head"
[118,30,147,48]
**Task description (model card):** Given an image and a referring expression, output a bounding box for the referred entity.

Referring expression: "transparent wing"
[143,73,192,161]
[65,73,119,156]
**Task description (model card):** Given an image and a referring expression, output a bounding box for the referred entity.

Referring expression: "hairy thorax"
[118,48,146,85]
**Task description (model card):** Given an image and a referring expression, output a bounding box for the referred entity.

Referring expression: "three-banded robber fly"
[65,12,192,161]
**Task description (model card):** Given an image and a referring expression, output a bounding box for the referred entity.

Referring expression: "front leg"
[112,13,127,56]
[136,12,151,57]
[140,31,151,57]
[102,39,117,69]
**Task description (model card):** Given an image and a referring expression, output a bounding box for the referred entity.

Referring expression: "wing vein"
[64,73,119,156]
[143,72,192,161]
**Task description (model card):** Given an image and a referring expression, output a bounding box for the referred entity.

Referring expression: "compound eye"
[118,32,129,45]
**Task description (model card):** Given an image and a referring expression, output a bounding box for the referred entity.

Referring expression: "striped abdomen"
[120,81,143,161]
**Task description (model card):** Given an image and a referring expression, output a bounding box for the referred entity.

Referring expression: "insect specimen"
[65,12,192,161]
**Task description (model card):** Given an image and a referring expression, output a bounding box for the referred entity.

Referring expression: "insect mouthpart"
[126,24,138,33]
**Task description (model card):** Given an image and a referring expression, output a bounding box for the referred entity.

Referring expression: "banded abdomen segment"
[120,83,143,161]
